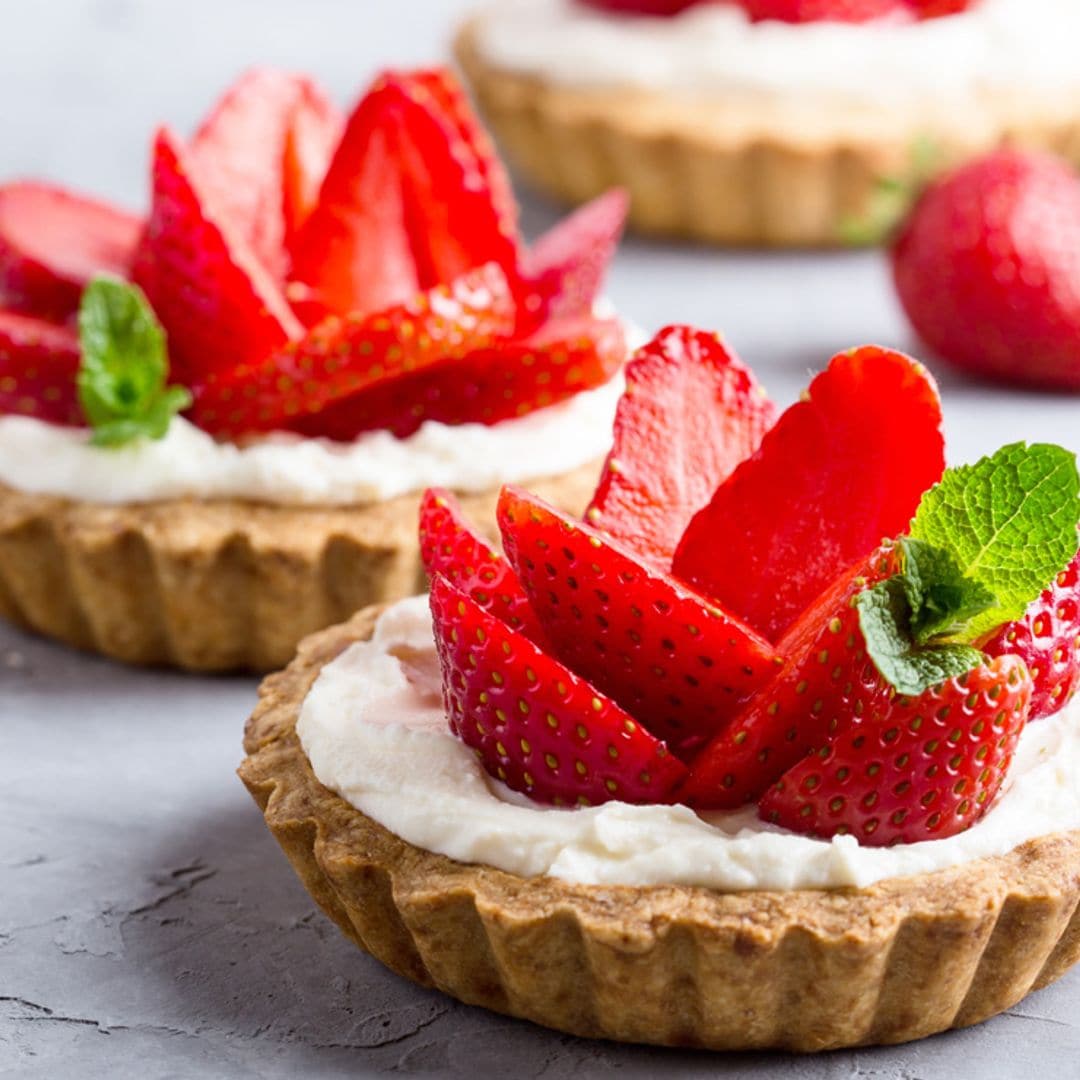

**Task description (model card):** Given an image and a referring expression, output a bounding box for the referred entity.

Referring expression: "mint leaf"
[77,277,191,447]
[911,442,1080,638]
[856,577,985,696]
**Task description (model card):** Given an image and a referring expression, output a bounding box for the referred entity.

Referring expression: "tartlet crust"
[455,19,1080,247]
[239,607,1080,1052]
[0,461,598,672]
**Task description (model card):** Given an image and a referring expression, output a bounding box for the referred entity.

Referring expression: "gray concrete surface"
[2,2,1079,1077]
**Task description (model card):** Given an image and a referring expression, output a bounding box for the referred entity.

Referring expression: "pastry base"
[239,607,1080,1052]
[455,20,1080,247]
[0,461,598,672]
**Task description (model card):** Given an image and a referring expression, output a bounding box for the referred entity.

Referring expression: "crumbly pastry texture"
[455,19,1080,247]
[0,462,597,672]
[240,606,1080,1052]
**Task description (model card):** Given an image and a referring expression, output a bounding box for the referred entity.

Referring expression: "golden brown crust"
[0,461,598,672]
[239,609,1080,1051]
[454,19,1080,247]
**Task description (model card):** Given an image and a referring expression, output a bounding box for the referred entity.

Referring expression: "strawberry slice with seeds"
[0,182,141,323]
[680,544,898,809]
[190,263,514,436]
[498,486,780,758]
[759,654,1031,846]
[0,310,83,425]
[982,548,1080,721]
[673,347,945,642]
[587,326,777,569]
[192,69,342,282]
[430,575,687,806]
[294,313,625,441]
[519,190,629,328]
[419,488,545,642]
[135,127,303,386]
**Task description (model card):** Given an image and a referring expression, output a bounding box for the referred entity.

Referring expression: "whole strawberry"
[892,150,1080,391]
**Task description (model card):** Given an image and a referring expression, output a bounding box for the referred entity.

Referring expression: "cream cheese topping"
[298,596,1080,892]
[472,0,1080,108]
[0,374,622,507]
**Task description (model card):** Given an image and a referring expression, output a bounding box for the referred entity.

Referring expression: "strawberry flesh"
[760,654,1031,845]
[419,488,545,642]
[738,0,910,21]
[293,313,624,441]
[189,263,515,436]
[0,182,141,323]
[673,347,945,642]
[0,310,83,425]
[680,544,898,809]
[498,486,780,758]
[982,548,1080,721]
[282,80,344,246]
[430,575,687,806]
[587,325,777,570]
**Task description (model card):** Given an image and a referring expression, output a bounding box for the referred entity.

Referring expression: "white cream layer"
[473,0,1080,108]
[298,596,1080,892]
[0,375,621,507]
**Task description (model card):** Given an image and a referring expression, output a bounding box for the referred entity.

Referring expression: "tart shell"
[455,19,1080,248]
[239,607,1080,1052]
[0,462,598,672]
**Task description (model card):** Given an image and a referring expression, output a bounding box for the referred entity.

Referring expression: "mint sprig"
[77,277,191,447]
[857,443,1080,696]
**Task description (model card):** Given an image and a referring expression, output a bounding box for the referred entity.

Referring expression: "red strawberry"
[0,182,141,323]
[0,310,83,425]
[760,654,1032,846]
[192,69,342,282]
[282,80,344,245]
[578,0,704,13]
[982,549,1080,722]
[892,150,1080,391]
[293,313,625,441]
[673,347,944,642]
[190,263,514,436]
[419,488,544,641]
[288,69,518,325]
[135,128,302,386]
[519,190,629,328]
[737,0,909,20]
[906,0,976,16]
[498,486,780,758]
[680,544,898,809]
[586,326,776,569]
[430,574,687,806]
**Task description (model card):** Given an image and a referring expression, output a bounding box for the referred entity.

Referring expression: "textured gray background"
[2,2,1079,1077]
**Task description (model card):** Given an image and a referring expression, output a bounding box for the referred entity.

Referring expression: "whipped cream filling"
[298,596,1080,892]
[473,0,1080,108]
[0,375,622,507]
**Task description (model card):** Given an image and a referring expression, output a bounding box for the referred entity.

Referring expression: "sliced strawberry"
[982,549,1080,722]
[0,310,83,425]
[673,347,945,642]
[294,313,625,441]
[135,127,302,386]
[760,654,1031,846]
[679,544,898,809]
[282,80,344,245]
[586,326,776,570]
[498,486,780,758]
[190,263,514,436]
[519,190,629,328]
[0,182,141,323]
[430,575,687,806]
[419,488,545,642]
[289,69,518,326]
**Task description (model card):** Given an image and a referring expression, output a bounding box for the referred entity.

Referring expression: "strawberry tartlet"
[0,67,631,672]
[242,327,1080,1050]
[456,0,1080,246]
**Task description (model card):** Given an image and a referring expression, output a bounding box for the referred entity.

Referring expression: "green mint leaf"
[77,277,190,447]
[910,443,1080,639]
[856,577,985,696]
[898,537,998,645]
